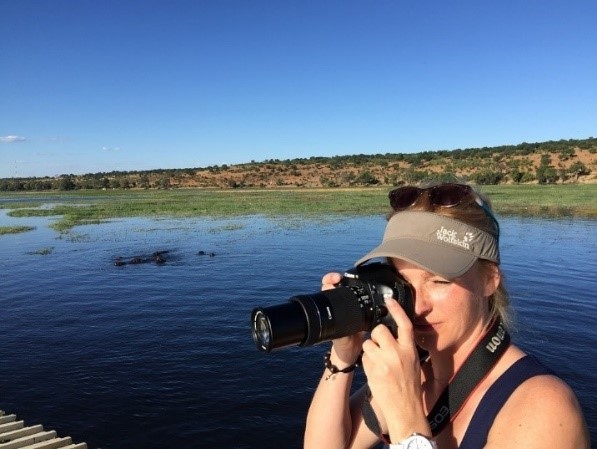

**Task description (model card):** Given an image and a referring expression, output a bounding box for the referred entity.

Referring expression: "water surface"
[0,213,595,448]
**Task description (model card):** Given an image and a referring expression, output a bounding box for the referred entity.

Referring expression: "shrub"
[472,170,503,185]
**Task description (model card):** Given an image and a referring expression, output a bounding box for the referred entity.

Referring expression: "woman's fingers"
[363,297,418,373]
[321,272,342,290]
[383,296,415,346]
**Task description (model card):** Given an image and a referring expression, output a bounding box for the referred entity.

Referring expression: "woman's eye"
[433,279,451,285]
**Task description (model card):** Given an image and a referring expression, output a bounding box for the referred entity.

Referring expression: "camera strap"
[362,318,510,440]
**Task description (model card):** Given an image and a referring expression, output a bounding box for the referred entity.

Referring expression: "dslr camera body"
[251,262,414,352]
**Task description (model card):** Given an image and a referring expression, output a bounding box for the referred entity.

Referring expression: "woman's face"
[391,258,498,354]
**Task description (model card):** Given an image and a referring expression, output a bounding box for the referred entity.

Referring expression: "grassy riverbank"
[0,184,595,233]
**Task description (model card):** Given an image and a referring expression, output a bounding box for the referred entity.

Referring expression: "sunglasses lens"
[429,184,471,207]
[389,187,422,210]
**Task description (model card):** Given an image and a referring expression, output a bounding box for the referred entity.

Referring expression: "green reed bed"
[480,184,597,218]
[0,185,595,232]
[0,225,36,235]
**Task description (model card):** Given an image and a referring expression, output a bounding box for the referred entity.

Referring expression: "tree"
[139,174,150,189]
[158,176,171,189]
[536,153,559,184]
[58,176,76,191]
[568,161,590,181]
[119,177,131,189]
[536,165,558,184]
[510,168,524,183]
[355,170,379,186]
[473,170,503,185]
[403,168,430,184]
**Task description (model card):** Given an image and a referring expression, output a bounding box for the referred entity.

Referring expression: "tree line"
[1,137,594,192]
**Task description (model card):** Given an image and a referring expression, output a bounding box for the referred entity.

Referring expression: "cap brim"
[355,211,499,280]
[355,238,477,280]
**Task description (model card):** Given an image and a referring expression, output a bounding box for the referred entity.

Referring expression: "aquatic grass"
[59,232,90,242]
[28,247,54,255]
[0,225,36,235]
[7,208,61,218]
[0,202,43,210]
[480,184,597,219]
[207,223,246,233]
[0,185,595,231]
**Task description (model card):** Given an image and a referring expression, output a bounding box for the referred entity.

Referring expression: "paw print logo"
[463,232,474,243]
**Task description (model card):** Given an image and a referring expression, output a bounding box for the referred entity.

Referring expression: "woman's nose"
[413,288,431,316]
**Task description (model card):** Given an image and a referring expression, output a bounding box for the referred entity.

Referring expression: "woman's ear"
[481,262,501,297]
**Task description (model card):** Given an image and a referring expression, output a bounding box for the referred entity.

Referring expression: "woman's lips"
[414,321,435,332]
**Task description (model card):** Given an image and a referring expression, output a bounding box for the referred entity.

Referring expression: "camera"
[250,262,414,352]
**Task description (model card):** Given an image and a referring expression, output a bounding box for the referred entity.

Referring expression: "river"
[0,212,595,448]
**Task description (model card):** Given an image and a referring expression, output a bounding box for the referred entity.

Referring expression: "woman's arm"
[304,347,373,449]
[304,273,379,449]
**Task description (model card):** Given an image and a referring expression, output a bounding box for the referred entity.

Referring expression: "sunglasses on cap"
[388,183,500,237]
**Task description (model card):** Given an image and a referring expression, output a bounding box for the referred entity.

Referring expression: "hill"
[1,137,596,191]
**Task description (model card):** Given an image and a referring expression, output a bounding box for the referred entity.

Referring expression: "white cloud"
[102,146,121,152]
[0,135,27,143]
[43,136,71,144]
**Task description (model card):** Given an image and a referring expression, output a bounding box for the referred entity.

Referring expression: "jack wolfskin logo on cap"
[436,226,474,250]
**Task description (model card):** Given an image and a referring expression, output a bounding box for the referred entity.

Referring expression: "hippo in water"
[153,251,167,264]
[197,250,216,257]
[114,250,170,266]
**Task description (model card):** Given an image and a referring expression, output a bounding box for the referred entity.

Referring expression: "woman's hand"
[361,297,430,443]
[321,272,366,364]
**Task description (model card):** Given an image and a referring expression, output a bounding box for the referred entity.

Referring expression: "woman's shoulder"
[486,349,589,448]
[496,347,576,403]
[508,364,581,410]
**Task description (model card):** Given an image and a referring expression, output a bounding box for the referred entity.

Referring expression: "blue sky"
[1,0,596,178]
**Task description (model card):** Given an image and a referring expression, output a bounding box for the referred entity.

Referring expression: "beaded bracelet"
[324,351,363,380]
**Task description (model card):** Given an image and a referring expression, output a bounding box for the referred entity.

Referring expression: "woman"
[304,183,589,449]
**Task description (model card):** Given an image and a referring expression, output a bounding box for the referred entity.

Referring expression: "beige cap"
[355,211,500,280]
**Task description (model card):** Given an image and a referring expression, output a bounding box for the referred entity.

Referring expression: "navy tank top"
[458,355,552,449]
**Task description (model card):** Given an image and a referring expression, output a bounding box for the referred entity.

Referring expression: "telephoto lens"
[250,262,414,352]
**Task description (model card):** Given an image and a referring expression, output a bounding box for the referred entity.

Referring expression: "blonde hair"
[388,182,512,330]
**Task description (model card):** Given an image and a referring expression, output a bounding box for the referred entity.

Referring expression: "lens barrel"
[250,263,414,352]
[251,302,306,352]
[251,286,368,352]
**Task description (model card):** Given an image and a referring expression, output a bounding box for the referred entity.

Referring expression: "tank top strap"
[459,354,553,449]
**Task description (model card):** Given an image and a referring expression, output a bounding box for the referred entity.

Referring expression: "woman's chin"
[415,333,437,350]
